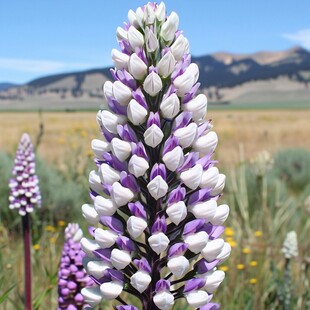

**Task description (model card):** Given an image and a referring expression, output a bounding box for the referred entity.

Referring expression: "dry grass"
[1,110,310,168]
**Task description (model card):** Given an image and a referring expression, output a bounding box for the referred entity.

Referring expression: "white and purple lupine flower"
[58,224,93,310]
[9,133,41,216]
[81,2,230,309]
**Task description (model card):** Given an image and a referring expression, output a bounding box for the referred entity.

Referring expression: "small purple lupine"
[9,133,41,310]
[9,133,41,216]
[81,3,230,309]
[58,223,93,310]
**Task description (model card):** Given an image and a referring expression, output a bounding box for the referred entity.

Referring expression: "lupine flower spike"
[81,3,230,309]
[58,223,94,309]
[9,133,41,310]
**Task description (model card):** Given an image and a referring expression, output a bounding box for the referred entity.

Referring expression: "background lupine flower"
[281,231,298,259]
[8,133,41,310]
[58,223,93,309]
[9,133,41,216]
[81,2,230,309]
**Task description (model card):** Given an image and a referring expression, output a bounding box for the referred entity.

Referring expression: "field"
[0,109,310,309]
[1,109,310,166]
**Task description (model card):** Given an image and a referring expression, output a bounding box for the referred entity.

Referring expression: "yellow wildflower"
[33,244,40,251]
[236,264,245,270]
[249,278,257,284]
[50,237,57,244]
[242,247,251,254]
[225,227,234,237]
[250,260,258,267]
[219,266,229,272]
[45,225,56,232]
[58,220,66,227]
[227,240,237,248]
[254,230,263,237]
[80,130,87,138]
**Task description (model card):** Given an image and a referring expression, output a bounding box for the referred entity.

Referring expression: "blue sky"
[0,0,309,84]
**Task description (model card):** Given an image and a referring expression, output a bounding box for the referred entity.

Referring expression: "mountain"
[0,82,19,91]
[0,46,309,110]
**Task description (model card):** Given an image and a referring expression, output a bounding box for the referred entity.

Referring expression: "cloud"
[283,29,310,49]
[0,58,94,73]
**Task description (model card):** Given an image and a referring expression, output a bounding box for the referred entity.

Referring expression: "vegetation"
[0,145,309,309]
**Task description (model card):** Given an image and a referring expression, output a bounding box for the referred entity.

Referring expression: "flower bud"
[211,204,230,225]
[111,249,132,270]
[193,131,218,155]
[170,34,190,61]
[113,81,132,105]
[160,93,180,119]
[128,155,149,177]
[82,204,100,225]
[147,175,168,200]
[127,99,148,125]
[143,71,163,96]
[174,63,199,97]
[81,286,102,307]
[144,4,155,25]
[148,232,170,254]
[99,163,120,185]
[145,27,159,53]
[103,80,114,100]
[128,53,148,80]
[94,228,118,248]
[127,26,144,50]
[216,242,231,261]
[80,237,100,258]
[127,216,148,239]
[86,260,111,279]
[204,270,225,293]
[89,170,103,194]
[184,231,209,254]
[111,138,132,161]
[162,146,183,171]
[189,199,217,221]
[210,174,226,196]
[135,7,144,28]
[200,167,219,189]
[116,26,127,41]
[111,182,135,207]
[201,239,225,262]
[160,11,179,42]
[153,290,174,310]
[167,255,189,278]
[144,124,164,148]
[180,164,203,190]
[183,94,207,123]
[91,139,110,159]
[185,290,211,308]
[155,2,166,22]
[158,51,176,78]
[100,281,123,300]
[174,123,198,148]
[111,48,130,70]
[94,195,118,216]
[128,9,139,27]
[101,110,126,134]
[166,201,187,225]
[130,271,151,293]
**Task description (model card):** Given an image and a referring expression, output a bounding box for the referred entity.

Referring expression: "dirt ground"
[1,109,309,168]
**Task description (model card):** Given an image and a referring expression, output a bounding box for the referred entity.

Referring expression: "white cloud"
[283,29,310,49]
[0,58,94,73]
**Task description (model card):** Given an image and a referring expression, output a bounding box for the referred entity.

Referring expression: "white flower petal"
[99,163,120,185]
[94,195,118,216]
[180,164,203,190]
[184,231,209,254]
[143,72,163,96]
[167,255,189,278]
[148,232,170,255]
[127,99,148,125]
[130,271,151,293]
[166,201,187,225]
[128,155,149,177]
[153,291,175,310]
[127,216,148,239]
[174,123,198,148]
[201,239,225,262]
[160,93,180,119]
[144,124,164,148]
[100,281,123,300]
[111,182,135,206]
[147,175,168,200]
[111,138,132,161]
[82,204,100,225]
[111,249,131,270]
[211,204,230,225]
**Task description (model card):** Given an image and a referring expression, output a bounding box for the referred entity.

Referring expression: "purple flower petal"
[167,185,186,205]
[100,216,124,234]
[93,248,112,262]
[173,111,192,131]
[168,243,188,258]
[196,259,220,274]
[184,278,206,293]
[188,188,211,206]
[117,124,138,143]
[200,303,220,310]
[116,236,135,252]
[128,201,147,219]
[155,279,170,292]
[151,216,167,234]
[133,257,151,273]
[162,136,179,156]
[147,112,161,128]
[150,163,167,180]
[183,219,205,235]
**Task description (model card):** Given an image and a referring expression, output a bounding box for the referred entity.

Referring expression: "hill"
[0,46,309,110]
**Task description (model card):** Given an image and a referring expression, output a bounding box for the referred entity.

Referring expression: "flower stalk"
[81,3,230,309]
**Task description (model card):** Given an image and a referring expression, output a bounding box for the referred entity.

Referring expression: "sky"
[0,0,309,84]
